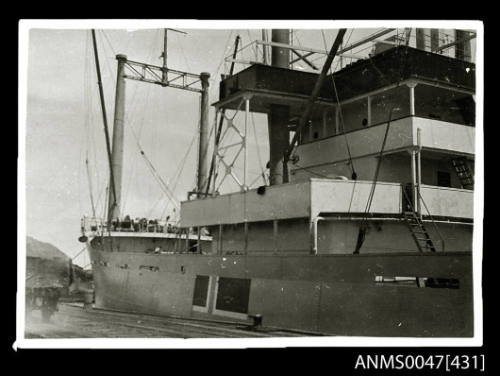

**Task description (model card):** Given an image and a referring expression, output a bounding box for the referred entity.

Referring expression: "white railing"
[225,39,364,74]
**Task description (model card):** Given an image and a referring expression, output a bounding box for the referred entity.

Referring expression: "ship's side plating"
[88,239,472,336]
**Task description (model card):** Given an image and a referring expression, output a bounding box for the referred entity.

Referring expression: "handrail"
[81,216,183,236]
[224,38,361,74]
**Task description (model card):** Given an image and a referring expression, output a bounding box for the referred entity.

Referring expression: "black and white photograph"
[17,20,483,351]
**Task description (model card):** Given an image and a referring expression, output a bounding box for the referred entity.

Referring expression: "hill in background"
[26,236,70,260]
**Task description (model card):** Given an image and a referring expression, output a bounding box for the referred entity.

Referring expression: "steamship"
[81,27,477,336]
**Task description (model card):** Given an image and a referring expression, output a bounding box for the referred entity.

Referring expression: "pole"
[262,30,268,65]
[408,82,416,116]
[244,97,250,189]
[411,149,417,211]
[197,72,210,196]
[416,129,422,216]
[162,29,168,83]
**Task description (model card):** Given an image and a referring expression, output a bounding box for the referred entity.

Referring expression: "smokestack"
[430,29,439,52]
[455,29,471,61]
[416,28,427,51]
[268,30,291,185]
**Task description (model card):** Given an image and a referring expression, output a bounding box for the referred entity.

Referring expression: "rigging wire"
[175,31,193,72]
[246,30,258,60]
[101,30,117,56]
[170,132,198,195]
[213,30,234,79]
[250,113,267,185]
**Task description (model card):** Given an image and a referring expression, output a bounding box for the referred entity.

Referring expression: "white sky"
[21,22,477,265]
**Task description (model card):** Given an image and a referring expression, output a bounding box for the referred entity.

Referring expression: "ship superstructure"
[82,27,477,336]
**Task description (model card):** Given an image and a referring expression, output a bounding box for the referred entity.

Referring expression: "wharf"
[24,303,310,338]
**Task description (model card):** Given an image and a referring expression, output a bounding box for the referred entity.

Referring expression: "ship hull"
[88,238,473,337]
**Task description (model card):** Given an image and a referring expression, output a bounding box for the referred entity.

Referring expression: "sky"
[21,21,477,265]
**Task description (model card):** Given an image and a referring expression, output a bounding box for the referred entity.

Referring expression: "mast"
[107,54,127,222]
[90,29,119,225]
[197,72,211,196]
[268,29,291,185]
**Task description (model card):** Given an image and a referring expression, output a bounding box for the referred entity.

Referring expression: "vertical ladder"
[451,157,474,189]
[402,210,437,252]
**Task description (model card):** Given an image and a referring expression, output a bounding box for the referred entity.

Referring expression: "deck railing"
[81,216,182,236]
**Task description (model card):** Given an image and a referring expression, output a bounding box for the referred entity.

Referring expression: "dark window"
[341,98,368,132]
[192,275,210,307]
[370,85,411,125]
[375,276,460,289]
[425,278,459,289]
[216,277,251,314]
[188,240,197,252]
[437,171,451,187]
[415,85,475,126]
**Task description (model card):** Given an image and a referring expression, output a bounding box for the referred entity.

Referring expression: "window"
[375,276,459,289]
[415,85,475,126]
[437,171,451,187]
[323,107,337,137]
[370,85,411,125]
[340,98,368,132]
[215,277,251,315]
[192,275,210,309]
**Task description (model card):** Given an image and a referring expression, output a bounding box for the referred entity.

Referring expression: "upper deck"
[216,46,475,113]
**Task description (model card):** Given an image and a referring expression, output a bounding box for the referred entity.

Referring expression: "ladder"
[402,210,437,252]
[451,157,474,189]
[402,185,437,252]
